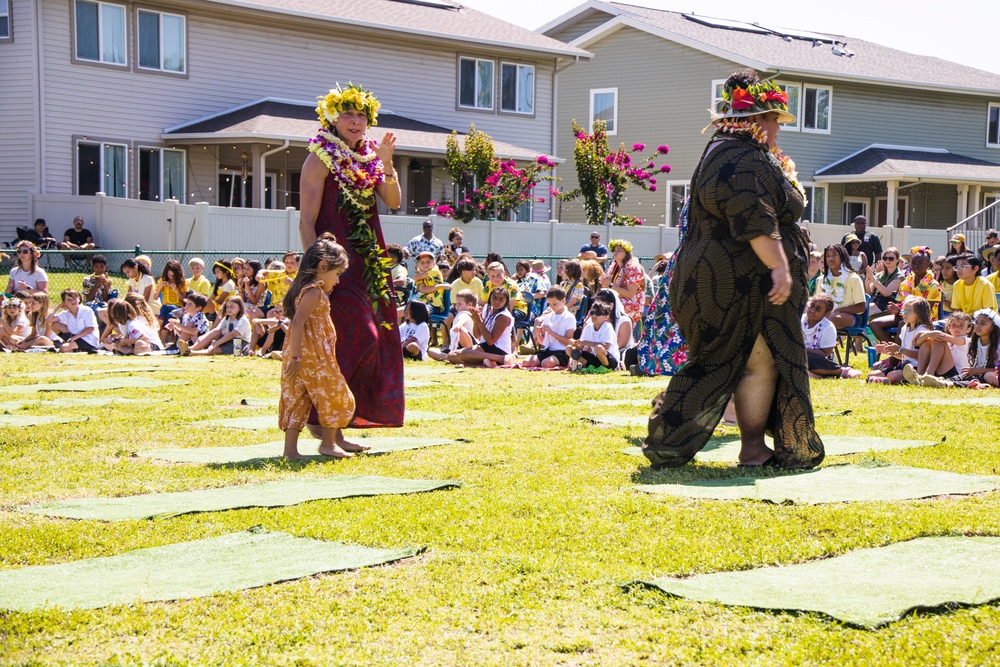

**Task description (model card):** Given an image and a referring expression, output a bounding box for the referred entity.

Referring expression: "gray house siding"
[24,0,558,227]
[554,23,1000,229]
[0,0,40,240]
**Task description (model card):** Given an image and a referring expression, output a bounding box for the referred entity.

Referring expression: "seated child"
[179,296,251,356]
[387,244,411,304]
[0,296,31,350]
[560,259,586,317]
[164,293,210,347]
[411,251,448,316]
[187,257,213,297]
[445,288,516,368]
[483,261,528,323]
[428,289,477,361]
[103,299,165,354]
[523,286,576,369]
[915,309,999,389]
[249,301,289,358]
[16,292,58,350]
[904,311,971,387]
[49,289,99,353]
[802,294,860,378]
[82,254,117,315]
[565,301,619,371]
[399,301,430,360]
[868,296,931,384]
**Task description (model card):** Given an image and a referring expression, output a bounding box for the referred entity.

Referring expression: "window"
[138,9,185,73]
[777,82,800,131]
[458,57,494,110]
[0,0,11,40]
[803,84,832,133]
[139,147,185,202]
[843,197,868,225]
[589,88,618,134]
[75,1,126,65]
[801,183,826,224]
[711,79,725,114]
[77,140,127,197]
[988,104,1000,147]
[500,63,534,114]
[666,180,690,227]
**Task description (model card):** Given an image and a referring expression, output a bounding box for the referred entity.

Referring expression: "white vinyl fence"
[28,193,950,259]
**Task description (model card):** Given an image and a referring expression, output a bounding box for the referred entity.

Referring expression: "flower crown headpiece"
[316,83,380,129]
[909,246,932,257]
[608,239,633,254]
[711,79,794,124]
[2,296,22,308]
[16,241,40,258]
[974,309,1000,328]
[213,261,235,278]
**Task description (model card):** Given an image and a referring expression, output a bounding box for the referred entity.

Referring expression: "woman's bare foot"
[318,443,354,459]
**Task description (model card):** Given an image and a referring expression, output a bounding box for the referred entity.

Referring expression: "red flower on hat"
[730,88,755,111]
[765,89,789,104]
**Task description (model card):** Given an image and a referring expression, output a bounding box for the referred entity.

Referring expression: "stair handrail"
[949,198,1000,232]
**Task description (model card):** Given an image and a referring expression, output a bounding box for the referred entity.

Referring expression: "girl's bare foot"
[283,452,309,461]
[334,431,370,452]
[482,359,498,368]
[318,443,354,458]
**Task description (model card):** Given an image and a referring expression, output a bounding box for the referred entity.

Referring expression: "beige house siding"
[0,0,40,239]
[545,9,613,44]
[20,0,560,233]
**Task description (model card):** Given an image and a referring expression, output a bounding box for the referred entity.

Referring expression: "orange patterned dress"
[278,283,355,431]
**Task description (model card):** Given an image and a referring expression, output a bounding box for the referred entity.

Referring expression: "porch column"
[886,180,899,227]
[956,183,969,223]
[252,145,264,209]
[969,185,982,221]
[395,157,408,215]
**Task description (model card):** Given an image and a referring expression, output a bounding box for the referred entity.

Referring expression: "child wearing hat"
[412,251,448,315]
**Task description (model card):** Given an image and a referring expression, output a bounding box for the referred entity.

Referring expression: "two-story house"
[541,2,1000,241]
[0,0,590,240]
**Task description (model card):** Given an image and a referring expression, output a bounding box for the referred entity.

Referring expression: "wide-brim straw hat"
[530,259,550,272]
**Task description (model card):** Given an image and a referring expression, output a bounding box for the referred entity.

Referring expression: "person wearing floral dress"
[600,239,645,325]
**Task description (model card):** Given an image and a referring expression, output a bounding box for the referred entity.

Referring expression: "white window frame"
[76,139,128,197]
[665,179,690,228]
[0,0,12,41]
[875,195,910,228]
[843,197,869,225]
[457,56,494,111]
[711,79,725,115]
[802,84,832,134]
[801,182,827,224]
[137,146,186,203]
[73,0,127,66]
[136,8,186,74]
[217,170,278,208]
[589,87,618,135]
[499,62,534,116]
[987,103,1000,148]
[776,81,801,132]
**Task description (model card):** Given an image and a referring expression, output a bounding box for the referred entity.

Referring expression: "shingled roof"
[542,1,1000,94]
[163,99,560,162]
[815,145,1000,183]
[203,0,589,58]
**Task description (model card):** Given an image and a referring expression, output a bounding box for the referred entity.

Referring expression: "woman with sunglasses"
[5,242,49,295]
[865,247,903,316]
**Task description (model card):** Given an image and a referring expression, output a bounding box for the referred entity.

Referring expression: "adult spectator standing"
[977,230,999,265]
[24,219,57,249]
[59,216,96,250]
[841,215,881,267]
[579,231,608,263]
[407,219,444,262]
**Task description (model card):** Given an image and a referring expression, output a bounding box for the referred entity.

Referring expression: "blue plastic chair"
[514,293,536,350]
[427,288,451,346]
[836,294,872,366]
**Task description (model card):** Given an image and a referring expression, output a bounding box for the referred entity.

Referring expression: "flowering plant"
[555,120,670,226]
[316,82,380,128]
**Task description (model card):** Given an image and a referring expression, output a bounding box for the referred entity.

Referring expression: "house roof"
[163,99,561,162]
[541,1,1000,95]
[202,0,590,58]
[814,145,1000,184]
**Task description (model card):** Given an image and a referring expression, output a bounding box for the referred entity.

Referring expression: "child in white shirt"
[565,301,619,370]
[0,296,31,350]
[399,301,431,361]
[50,289,99,353]
[907,311,972,387]
[180,296,251,356]
[801,294,858,378]
[870,296,931,384]
[524,286,576,368]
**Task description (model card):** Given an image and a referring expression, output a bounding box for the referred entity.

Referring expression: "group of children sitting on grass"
[0,250,302,358]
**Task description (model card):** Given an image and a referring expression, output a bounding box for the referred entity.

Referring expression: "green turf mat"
[193,415,279,430]
[20,475,463,521]
[404,366,465,376]
[27,366,199,378]
[0,414,88,427]
[0,527,420,612]
[407,410,447,421]
[0,378,189,393]
[0,397,170,411]
[621,435,941,461]
[633,536,1000,628]
[240,397,279,407]
[581,399,651,407]
[139,437,467,464]
[902,397,1000,407]
[404,380,438,389]
[635,464,1000,504]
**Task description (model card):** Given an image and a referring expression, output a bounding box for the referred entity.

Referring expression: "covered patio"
[162,99,559,219]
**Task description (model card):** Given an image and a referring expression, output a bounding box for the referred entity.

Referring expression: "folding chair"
[428,288,451,347]
[836,294,872,366]
[514,293,537,351]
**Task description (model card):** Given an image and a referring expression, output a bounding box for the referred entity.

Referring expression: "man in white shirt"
[51,289,99,353]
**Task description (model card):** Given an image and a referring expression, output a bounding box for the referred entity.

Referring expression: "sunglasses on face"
[882,256,897,261]
[900,309,913,315]
[18,249,31,254]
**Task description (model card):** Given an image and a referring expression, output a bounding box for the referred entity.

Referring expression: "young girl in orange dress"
[279,233,362,460]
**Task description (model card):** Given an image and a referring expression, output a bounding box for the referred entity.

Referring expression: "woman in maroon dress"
[298,84,404,449]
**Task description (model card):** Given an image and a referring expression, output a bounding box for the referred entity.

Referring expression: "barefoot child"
[523,286,576,368]
[179,296,250,356]
[164,293,210,347]
[904,312,972,387]
[868,296,931,384]
[279,234,358,459]
[445,288,515,367]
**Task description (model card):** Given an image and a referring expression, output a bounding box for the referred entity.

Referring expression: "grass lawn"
[1,353,998,666]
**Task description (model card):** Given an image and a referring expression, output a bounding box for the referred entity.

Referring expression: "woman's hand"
[375,132,397,165]
[286,358,300,377]
[769,266,792,305]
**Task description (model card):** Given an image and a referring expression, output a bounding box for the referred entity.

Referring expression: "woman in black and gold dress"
[643,70,824,470]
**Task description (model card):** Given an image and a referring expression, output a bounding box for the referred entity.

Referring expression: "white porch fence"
[28,193,951,259]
